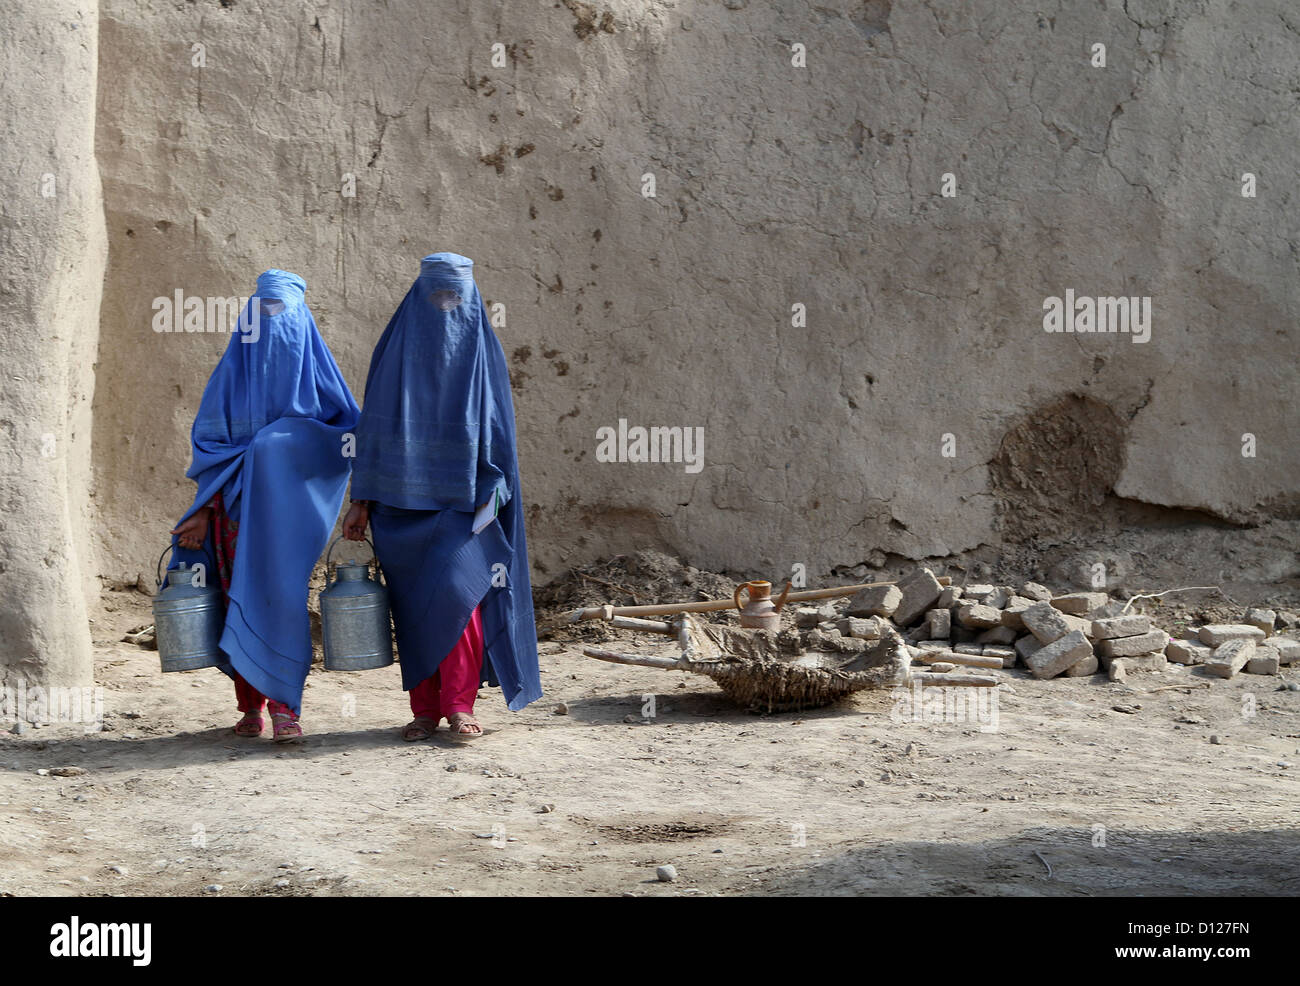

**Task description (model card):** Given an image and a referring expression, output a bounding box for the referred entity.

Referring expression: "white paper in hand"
[472,491,499,535]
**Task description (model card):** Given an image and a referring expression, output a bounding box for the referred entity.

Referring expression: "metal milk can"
[320,537,394,671]
[733,579,792,632]
[153,546,225,673]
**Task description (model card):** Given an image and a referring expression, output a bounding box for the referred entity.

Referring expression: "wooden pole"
[582,647,685,670]
[565,576,951,622]
[606,615,676,634]
[908,672,999,687]
[912,649,1004,670]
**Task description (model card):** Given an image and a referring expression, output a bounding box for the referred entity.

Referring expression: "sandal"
[448,712,483,740]
[234,713,264,737]
[271,712,304,744]
[401,716,439,742]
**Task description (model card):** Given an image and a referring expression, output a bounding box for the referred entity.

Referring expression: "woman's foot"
[271,712,304,744]
[401,716,439,742]
[234,712,264,737]
[447,712,483,739]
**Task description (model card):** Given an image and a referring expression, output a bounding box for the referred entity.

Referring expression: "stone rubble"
[1025,630,1093,679]
[843,584,901,619]
[1203,639,1255,679]
[1096,629,1170,658]
[891,568,944,627]
[1021,602,1073,644]
[1244,608,1275,635]
[935,586,962,608]
[1050,592,1109,615]
[1245,647,1280,676]
[1165,639,1213,665]
[1091,614,1151,639]
[956,604,1001,629]
[1198,624,1266,647]
[925,608,951,639]
[821,565,1300,684]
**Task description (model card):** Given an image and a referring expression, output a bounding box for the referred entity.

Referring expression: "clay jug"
[733,580,792,631]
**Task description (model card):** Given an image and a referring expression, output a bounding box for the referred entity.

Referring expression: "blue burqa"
[350,253,541,711]
[169,270,360,712]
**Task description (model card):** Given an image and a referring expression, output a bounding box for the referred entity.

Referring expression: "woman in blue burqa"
[342,253,541,740]
[169,270,359,742]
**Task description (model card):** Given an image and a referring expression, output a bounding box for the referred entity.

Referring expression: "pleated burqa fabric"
[350,253,541,711]
[171,269,359,711]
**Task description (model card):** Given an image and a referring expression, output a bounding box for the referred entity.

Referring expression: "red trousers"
[408,606,484,721]
[234,674,294,717]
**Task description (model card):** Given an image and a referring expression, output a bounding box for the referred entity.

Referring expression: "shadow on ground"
[748,826,1300,896]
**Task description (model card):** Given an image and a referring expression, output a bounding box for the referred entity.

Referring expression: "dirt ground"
[3,576,1299,898]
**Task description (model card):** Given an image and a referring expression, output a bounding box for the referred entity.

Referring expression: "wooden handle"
[582,647,685,670]
[733,582,749,612]
[606,615,677,634]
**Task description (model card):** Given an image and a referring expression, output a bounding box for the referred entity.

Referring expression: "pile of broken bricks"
[791,566,1299,684]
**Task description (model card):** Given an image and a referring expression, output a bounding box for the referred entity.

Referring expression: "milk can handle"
[325,536,380,584]
[156,544,177,588]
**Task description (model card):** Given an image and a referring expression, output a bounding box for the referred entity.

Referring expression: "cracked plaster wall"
[9,0,1298,683]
